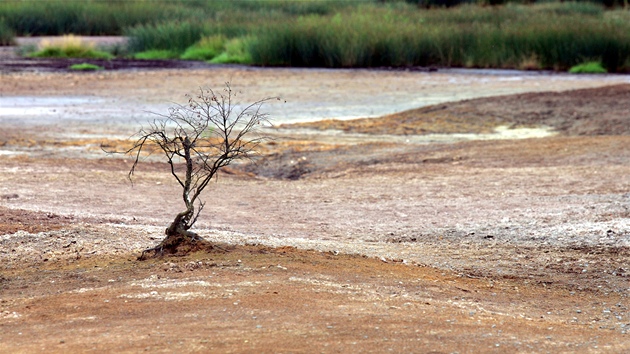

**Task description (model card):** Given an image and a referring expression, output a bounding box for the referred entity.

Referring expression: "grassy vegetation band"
[1,1,629,72]
[249,4,630,72]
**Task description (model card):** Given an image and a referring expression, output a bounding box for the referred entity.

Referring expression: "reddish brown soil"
[0,54,629,352]
[1,239,627,353]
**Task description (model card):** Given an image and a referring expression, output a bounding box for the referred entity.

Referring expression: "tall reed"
[0,0,195,35]
[125,21,207,53]
[0,18,14,46]
[249,3,630,72]
[0,0,358,36]
[2,0,629,71]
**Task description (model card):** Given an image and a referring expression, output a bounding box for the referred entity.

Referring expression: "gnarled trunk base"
[138,221,211,260]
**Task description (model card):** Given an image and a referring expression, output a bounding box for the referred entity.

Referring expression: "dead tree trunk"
[144,136,202,258]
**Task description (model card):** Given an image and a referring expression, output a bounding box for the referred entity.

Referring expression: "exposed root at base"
[138,233,227,261]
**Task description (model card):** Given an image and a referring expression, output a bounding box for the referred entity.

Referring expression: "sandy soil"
[0,47,629,352]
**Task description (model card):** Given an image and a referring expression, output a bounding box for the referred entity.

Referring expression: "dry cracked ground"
[0,42,629,353]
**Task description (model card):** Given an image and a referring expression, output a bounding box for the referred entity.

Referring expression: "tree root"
[138,244,165,261]
[137,232,226,261]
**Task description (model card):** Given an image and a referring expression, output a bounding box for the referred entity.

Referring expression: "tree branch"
[104,82,277,237]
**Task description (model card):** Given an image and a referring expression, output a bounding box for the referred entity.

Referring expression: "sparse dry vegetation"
[105,84,276,258]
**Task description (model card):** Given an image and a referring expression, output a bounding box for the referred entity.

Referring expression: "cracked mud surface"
[0,46,629,352]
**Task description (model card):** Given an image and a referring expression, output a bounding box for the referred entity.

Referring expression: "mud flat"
[0,63,629,352]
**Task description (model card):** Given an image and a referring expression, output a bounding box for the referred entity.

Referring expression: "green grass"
[29,47,113,59]
[68,63,104,71]
[209,37,253,65]
[180,35,226,61]
[180,47,219,61]
[133,50,180,60]
[569,61,608,74]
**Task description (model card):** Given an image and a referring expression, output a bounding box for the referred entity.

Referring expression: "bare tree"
[107,83,276,258]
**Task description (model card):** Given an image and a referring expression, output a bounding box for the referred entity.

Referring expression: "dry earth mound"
[282,84,630,136]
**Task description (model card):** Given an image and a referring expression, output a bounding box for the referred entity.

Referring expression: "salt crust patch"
[277,125,557,145]
[130,274,260,289]
[0,311,21,320]
[118,291,207,301]
[120,275,261,301]
[421,125,556,142]
[289,276,361,291]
